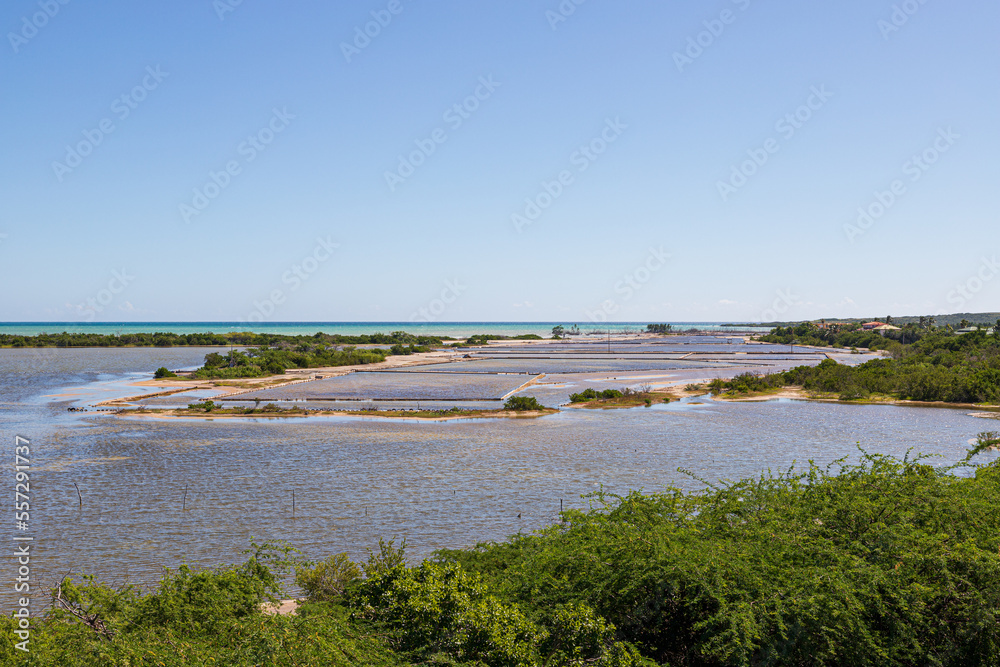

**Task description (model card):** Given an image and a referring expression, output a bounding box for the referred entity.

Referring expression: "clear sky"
[2,0,997,324]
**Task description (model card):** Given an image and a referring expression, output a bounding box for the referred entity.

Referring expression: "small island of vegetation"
[131,395,557,422]
[569,386,672,408]
[709,319,1000,405]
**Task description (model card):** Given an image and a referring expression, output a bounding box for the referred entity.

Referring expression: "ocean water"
[0,321,771,338]
[1,342,993,609]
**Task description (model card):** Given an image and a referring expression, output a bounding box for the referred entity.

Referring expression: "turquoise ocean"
[0,322,770,338]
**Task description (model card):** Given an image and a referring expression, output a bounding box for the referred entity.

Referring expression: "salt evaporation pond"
[2,340,995,608]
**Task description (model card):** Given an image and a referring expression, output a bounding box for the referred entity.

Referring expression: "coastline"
[711,386,1000,414]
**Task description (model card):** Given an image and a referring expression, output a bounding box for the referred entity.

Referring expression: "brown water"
[1,346,994,607]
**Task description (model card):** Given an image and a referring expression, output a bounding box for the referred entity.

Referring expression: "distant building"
[862,321,886,330]
[873,324,901,335]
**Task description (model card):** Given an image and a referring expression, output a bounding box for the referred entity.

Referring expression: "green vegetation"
[439,448,1000,666]
[191,345,389,379]
[760,318,1000,354]
[181,401,309,416]
[12,449,1000,665]
[153,366,177,379]
[295,553,362,602]
[504,395,544,411]
[722,324,1000,404]
[872,312,1000,328]
[0,330,446,349]
[569,387,669,407]
[708,372,784,396]
[760,322,907,353]
[645,324,674,334]
[0,541,403,666]
[570,388,624,402]
[452,334,544,348]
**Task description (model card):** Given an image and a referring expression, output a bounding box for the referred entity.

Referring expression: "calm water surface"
[1,346,994,607]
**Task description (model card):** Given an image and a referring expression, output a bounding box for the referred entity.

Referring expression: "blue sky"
[1,0,997,324]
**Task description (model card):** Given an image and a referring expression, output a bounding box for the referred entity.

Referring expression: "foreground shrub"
[349,557,644,666]
[10,451,1000,665]
[0,541,404,666]
[296,553,362,602]
[442,450,1000,666]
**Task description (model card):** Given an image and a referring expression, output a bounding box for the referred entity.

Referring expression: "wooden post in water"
[182,485,188,511]
[73,482,82,508]
[292,490,295,517]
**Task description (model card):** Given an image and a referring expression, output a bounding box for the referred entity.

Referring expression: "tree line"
[0,330,447,349]
[715,323,1000,403]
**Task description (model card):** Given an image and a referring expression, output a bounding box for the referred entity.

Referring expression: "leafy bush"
[295,553,362,601]
[442,451,1000,665]
[709,371,783,395]
[569,389,625,403]
[504,396,543,411]
[0,541,398,667]
[349,555,644,666]
[153,366,177,378]
[131,541,291,632]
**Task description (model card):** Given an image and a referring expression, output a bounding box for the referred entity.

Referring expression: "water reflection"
[0,346,994,607]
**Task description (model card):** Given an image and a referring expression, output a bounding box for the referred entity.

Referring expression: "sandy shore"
[713,387,1000,413]
[262,599,300,616]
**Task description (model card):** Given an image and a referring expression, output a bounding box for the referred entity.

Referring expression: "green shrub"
[295,553,362,601]
[441,451,1000,665]
[838,384,869,400]
[349,557,644,666]
[504,396,543,411]
[570,388,599,402]
[351,560,542,664]
[153,366,177,378]
[0,542,400,666]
